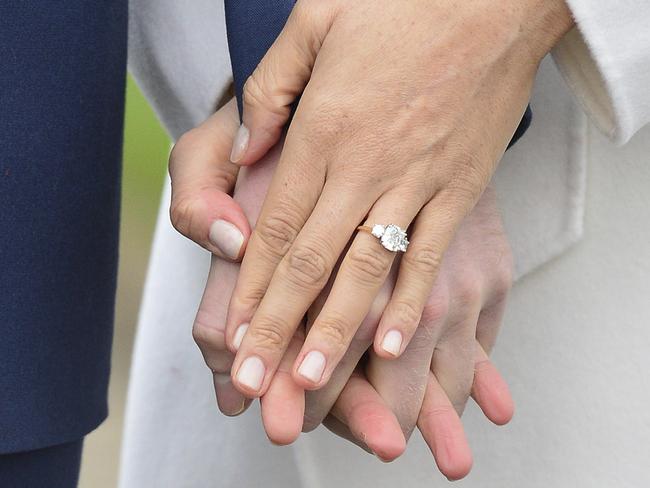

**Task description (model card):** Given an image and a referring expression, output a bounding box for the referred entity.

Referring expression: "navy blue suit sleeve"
[0,2,127,453]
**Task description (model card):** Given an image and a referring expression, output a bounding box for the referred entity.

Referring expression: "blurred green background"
[79,77,170,487]
[120,76,170,227]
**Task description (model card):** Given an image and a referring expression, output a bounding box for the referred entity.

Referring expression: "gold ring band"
[355,223,409,253]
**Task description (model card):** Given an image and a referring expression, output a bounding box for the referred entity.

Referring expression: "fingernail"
[213,373,247,416]
[381,330,403,356]
[232,323,249,351]
[236,356,265,392]
[230,124,249,163]
[297,350,326,383]
[209,220,244,259]
[232,401,246,416]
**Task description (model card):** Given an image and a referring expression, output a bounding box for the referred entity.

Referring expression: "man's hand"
[304,187,515,480]
[224,0,574,397]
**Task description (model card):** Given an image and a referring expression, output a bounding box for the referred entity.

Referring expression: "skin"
[171,100,514,479]
[219,0,575,397]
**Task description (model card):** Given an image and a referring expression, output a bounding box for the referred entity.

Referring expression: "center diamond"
[380,224,409,252]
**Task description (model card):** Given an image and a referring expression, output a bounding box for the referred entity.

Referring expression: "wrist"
[518,0,575,61]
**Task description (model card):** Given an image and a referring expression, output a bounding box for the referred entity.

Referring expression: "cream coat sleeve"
[553,1,650,144]
[127,0,232,140]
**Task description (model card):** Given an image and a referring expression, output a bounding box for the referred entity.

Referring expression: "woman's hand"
[225,0,574,396]
[174,100,514,474]
[168,99,251,262]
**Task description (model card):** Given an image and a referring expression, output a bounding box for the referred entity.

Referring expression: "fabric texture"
[0,438,84,488]
[127,0,233,139]
[121,1,649,486]
[553,0,650,144]
[0,3,127,453]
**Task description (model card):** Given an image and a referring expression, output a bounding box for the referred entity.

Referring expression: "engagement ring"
[357,224,409,252]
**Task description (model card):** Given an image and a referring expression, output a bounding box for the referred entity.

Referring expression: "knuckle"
[420,404,457,426]
[249,316,290,351]
[454,276,482,309]
[243,69,291,119]
[193,313,234,372]
[255,206,303,257]
[169,195,200,239]
[243,71,271,112]
[421,290,449,328]
[317,313,351,349]
[292,0,339,42]
[233,278,268,307]
[390,299,422,328]
[347,246,392,285]
[404,245,442,277]
[192,317,225,351]
[285,243,330,289]
[445,166,487,210]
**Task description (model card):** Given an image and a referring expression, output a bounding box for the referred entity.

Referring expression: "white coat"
[120,1,650,486]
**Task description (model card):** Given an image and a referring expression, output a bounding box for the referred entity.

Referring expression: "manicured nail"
[230,124,249,163]
[236,356,265,392]
[381,330,403,356]
[232,323,249,351]
[297,350,326,383]
[209,220,244,259]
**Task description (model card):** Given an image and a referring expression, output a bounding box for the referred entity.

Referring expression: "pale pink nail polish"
[232,323,249,351]
[381,330,403,356]
[236,356,265,392]
[297,350,326,383]
[209,220,244,259]
[230,124,249,163]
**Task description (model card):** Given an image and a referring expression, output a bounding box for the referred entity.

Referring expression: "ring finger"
[291,190,426,389]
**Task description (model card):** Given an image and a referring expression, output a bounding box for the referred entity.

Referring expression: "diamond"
[380,224,409,252]
[371,224,385,238]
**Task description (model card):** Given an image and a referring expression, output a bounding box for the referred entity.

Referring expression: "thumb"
[229,1,336,166]
[169,99,251,261]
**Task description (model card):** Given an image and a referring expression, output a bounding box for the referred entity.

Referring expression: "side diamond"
[371,224,385,238]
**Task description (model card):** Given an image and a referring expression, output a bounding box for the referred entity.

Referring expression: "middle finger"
[291,189,425,389]
[229,179,371,396]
